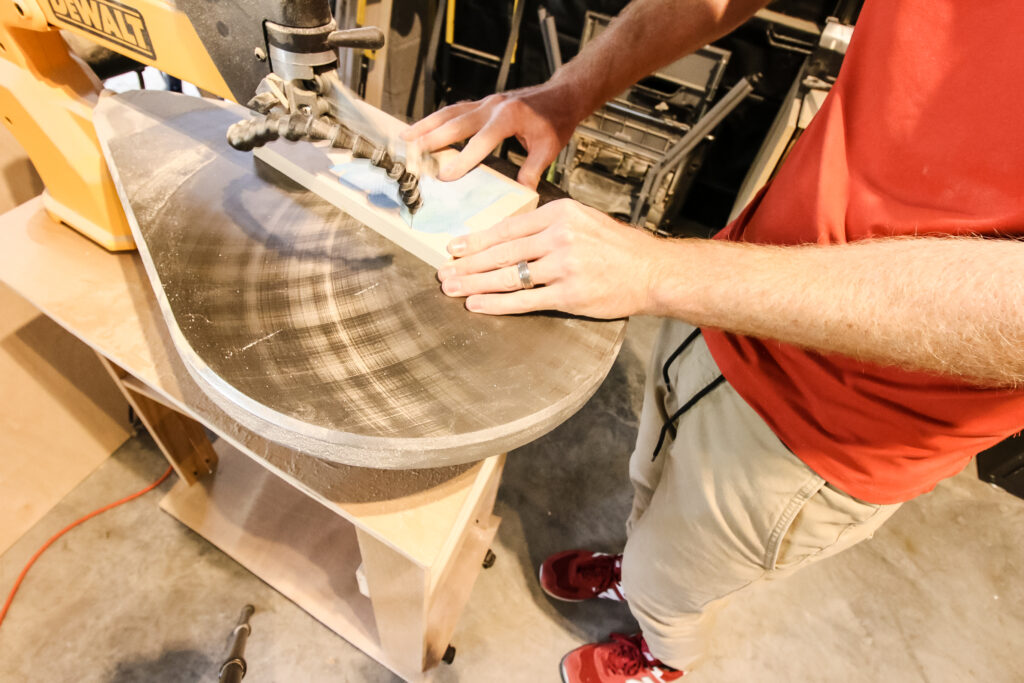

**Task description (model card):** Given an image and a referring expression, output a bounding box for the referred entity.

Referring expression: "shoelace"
[571,554,620,593]
[604,633,645,675]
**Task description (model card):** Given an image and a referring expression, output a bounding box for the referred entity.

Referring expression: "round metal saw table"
[93,90,626,469]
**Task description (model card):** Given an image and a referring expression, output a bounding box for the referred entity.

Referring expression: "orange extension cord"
[0,465,174,630]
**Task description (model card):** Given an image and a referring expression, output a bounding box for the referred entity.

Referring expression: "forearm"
[406,0,768,185]
[650,236,1024,386]
[549,0,770,121]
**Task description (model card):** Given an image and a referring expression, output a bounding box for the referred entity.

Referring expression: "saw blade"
[317,72,439,178]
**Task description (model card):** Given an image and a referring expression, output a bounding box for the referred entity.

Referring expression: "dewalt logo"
[49,0,155,60]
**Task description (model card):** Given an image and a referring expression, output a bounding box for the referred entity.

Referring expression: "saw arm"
[0,0,431,249]
[225,26,427,213]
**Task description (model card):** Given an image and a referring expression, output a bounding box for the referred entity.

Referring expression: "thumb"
[516,147,557,189]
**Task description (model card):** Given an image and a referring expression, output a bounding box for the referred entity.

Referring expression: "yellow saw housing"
[0,0,235,250]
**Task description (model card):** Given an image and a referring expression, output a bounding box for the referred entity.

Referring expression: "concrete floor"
[1,316,1023,682]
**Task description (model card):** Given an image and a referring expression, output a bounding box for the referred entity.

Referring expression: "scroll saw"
[0,0,439,250]
[0,0,572,469]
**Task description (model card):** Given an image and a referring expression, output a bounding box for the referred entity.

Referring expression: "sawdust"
[225,329,283,358]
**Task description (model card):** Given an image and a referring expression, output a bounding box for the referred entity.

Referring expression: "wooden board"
[158,441,385,672]
[0,131,129,553]
[0,284,130,554]
[160,439,500,681]
[254,139,537,269]
[729,75,801,222]
[255,71,538,269]
[91,90,625,469]
[102,359,218,485]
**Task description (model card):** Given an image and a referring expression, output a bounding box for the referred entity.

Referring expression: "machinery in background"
[545,10,862,233]
[427,0,527,103]
[425,0,529,111]
[729,15,854,221]
[977,437,1024,501]
[393,0,860,234]
[547,11,738,230]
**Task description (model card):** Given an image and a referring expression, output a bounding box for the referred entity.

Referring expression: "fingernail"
[466,296,481,312]
[448,238,466,256]
[437,266,455,280]
[442,279,461,296]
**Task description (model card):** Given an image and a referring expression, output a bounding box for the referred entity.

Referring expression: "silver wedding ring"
[516,260,535,290]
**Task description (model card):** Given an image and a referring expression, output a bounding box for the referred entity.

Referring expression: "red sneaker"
[560,633,684,682]
[539,550,625,602]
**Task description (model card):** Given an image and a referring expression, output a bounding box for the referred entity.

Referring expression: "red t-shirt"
[703,0,1024,504]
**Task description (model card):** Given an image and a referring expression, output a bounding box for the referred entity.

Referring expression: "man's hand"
[402,83,580,189]
[403,0,770,187]
[441,197,1024,385]
[436,198,667,318]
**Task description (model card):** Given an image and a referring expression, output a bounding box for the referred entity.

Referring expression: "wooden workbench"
[0,197,506,681]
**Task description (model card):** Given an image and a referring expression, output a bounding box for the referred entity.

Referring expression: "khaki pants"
[622,320,901,671]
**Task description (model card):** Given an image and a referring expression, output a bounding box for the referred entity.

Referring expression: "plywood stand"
[0,198,505,681]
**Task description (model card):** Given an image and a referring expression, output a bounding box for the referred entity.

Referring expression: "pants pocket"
[769,482,900,577]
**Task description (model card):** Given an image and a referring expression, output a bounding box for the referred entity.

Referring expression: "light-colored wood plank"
[356,526,431,680]
[253,120,537,269]
[0,131,128,554]
[0,283,130,554]
[97,356,216,485]
[729,74,803,223]
[119,373,173,408]
[159,442,415,678]
[799,87,828,128]
[427,453,504,595]
[419,456,504,667]
[424,515,499,667]
[356,458,502,676]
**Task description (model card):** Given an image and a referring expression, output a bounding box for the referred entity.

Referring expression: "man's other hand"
[436,198,666,318]
[402,84,580,189]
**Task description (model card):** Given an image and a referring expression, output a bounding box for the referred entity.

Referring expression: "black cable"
[661,327,702,390]
[651,374,726,462]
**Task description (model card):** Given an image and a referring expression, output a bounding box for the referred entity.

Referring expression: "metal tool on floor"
[218,605,254,683]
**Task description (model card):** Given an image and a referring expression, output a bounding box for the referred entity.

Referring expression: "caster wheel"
[482,549,496,569]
